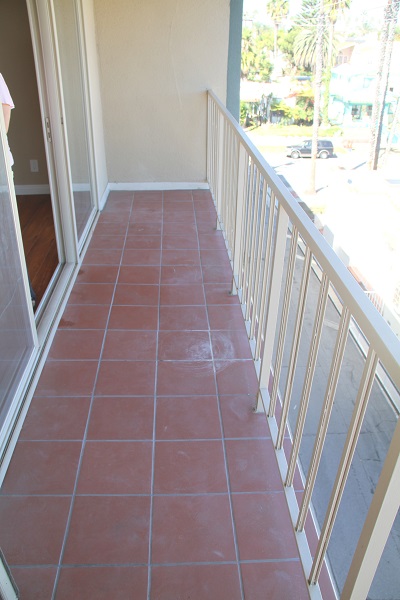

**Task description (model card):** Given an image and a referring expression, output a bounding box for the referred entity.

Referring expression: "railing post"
[231,143,248,295]
[256,202,289,414]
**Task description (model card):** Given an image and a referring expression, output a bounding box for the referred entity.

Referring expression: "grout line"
[50,192,136,600]
[146,190,164,600]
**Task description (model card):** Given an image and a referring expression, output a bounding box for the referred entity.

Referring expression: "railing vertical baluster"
[255,188,275,361]
[297,306,351,531]
[309,348,379,584]
[276,246,312,450]
[256,202,289,414]
[250,181,268,341]
[269,226,299,418]
[286,272,329,486]
[231,144,248,295]
[241,161,255,305]
[245,169,261,322]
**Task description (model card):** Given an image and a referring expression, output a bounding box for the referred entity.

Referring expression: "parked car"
[286,139,334,159]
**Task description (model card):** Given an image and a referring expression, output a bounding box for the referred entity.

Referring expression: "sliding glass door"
[52,0,96,245]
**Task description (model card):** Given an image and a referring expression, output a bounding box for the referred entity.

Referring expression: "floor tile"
[198,232,227,249]
[118,266,160,285]
[162,233,199,250]
[0,496,70,565]
[200,248,232,266]
[63,496,150,565]
[77,441,152,494]
[95,361,155,396]
[122,248,161,266]
[159,305,208,330]
[128,222,162,235]
[158,331,212,361]
[35,361,97,397]
[156,396,221,440]
[202,265,233,284]
[211,330,253,360]
[157,361,216,396]
[113,284,159,305]
[225,439,282,492]
[56,566,148,600]
[154,440,227,494]
[241,561,310,600]
[102,330,157,360]
[150,564,242,600]
[204,283,239,305]
[134,190,162,202]
[108,305,158,329]
[125,235,161,249]
[19,397,90,441]
[219,395,270,439]
[162,222,197,236]
[160,284,205,305]
[59,305,109,329]
[82,247,123,265]
[92,222,128,236]
[151,495,236,563]
[89,235,127,250]
[232,492,299,560]
[77,265,119,284]
[215,360,259,395]
[161,249,200,266]
[0,441,81,495]
[11,567,57,600]
[161,266,202,284]
[48,329,104,360]
[87,397,154,440]
[207,305,247,330]
[67,283,115,305]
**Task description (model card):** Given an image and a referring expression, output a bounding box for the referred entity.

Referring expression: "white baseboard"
[108,182,210,191]
[14,184,50,195]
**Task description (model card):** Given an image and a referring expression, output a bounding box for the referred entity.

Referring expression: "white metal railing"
[207,90,400,600]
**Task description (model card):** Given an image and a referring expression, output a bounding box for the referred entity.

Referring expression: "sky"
[243,0,388,24]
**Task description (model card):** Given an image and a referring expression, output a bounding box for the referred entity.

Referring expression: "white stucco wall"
[93,0,230,183]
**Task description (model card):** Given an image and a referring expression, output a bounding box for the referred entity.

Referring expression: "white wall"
[93,0,230,184]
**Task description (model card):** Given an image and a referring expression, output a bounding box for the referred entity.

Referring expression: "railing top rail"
[207,90,400,385]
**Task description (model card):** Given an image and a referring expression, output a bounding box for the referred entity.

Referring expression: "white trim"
[14,184,51,195]
[0,550,18,600]
[109,181,210,191]
[99,182,110,210]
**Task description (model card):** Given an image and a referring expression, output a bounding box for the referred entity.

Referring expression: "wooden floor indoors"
[16,194,59,308]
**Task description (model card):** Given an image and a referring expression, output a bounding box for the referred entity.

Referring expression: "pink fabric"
[0,73,14,108]
[0,73,15,166]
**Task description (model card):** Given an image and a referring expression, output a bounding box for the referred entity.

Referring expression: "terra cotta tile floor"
[0,190,310,599]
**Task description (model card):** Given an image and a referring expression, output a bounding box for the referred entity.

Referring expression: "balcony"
[0,92,399,599]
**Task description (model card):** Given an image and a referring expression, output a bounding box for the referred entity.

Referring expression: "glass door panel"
[52,0,95,243]
[0,128,35,432]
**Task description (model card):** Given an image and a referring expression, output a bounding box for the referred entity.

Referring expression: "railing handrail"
[207,90,400,600]
[207,90,400,384]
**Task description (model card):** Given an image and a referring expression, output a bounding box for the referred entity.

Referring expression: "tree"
[368,0,400,170]
[322,0,351,125]
[267,0,289,61]
[293,0,329,72]
[308,0,326,194]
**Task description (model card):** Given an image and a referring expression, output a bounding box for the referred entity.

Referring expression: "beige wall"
[93,0,230,183]
[0,0,49,187]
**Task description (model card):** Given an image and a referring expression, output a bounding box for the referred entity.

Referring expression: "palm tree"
[322,0,351,124]
[267,0,289,61]
[293,0,329,71]
[308,0,326,194]
[369,0,400,169]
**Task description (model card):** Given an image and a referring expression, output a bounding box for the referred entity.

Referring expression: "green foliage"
[241,23,274,81]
